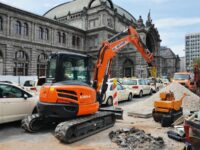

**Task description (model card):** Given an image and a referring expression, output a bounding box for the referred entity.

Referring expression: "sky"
[0,0,200,57]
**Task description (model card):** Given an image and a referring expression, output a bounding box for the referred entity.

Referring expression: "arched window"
[123,59,134,78]
[39,27,43,39]
[15,21,22,35]
[14,50,28,76]
[23,23,28,36]
[44,28,49,40]
[63,33,66,44]
[58,32,61,43]
[37,53,48,77]
[0,17,3,31]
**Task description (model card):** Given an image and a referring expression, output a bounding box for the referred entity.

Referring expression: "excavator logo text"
[112,41,128,51]
[80,95,91,99]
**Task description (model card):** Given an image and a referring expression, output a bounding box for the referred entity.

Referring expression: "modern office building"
[185,33,200,71]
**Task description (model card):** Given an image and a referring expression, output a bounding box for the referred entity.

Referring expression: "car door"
[144,79,151,94]
[139,79,146,94]
[117,84,124,101]
[0,84,31,123]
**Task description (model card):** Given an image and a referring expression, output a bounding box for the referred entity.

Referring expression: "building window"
[14,50,28,76]
[76,37,80,47]
[72,35,81,47]
[15,21,22,35]
[0,16,3,31]
[44,28,49,40]
[58,32,61,43]
[72,35,76,46]
[63,33,66,44]
[23,23,28,36]
[39,27,43,39]
[89,18,98,28]
[58,32,66,44]
[37,53,48,77]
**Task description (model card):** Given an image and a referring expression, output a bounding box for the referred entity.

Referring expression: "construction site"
[0,0,200,150]
[1,82,200,150]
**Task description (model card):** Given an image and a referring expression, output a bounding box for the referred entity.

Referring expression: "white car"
[129,78,153,97]
[161,78,170,86]
[23,77,46,95]
[102,82,133,106]
[146,78,163,92]
[0,83,38,124]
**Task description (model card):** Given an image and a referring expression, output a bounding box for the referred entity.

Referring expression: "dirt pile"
[109,127,165,150]
[128,83,200,116]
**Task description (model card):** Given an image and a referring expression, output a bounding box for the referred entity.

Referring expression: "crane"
[21,26,155,143]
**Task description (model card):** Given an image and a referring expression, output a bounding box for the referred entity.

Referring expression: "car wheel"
[128,93,132,101]
[106,97,113,106]
[139,91,143,98]
[156,87,159,92]
[149,89,153,95]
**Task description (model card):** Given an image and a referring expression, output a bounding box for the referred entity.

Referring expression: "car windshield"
[174,74,190,80]
[162,79,169,82]
[24,80,35,87]
[122,79,137,85]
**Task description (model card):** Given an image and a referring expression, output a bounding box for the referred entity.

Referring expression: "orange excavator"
[21,26,154,143]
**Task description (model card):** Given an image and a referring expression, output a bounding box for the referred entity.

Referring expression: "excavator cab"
[46,52,91,85]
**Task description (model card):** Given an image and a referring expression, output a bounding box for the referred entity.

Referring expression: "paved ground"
[0,95,184,150]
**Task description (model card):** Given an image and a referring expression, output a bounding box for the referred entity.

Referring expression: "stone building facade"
[0,0,161,78]
[157,46,180,78]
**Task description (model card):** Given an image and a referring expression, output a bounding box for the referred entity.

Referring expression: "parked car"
[23,76,46,95]
[146,78,163,92]
[172,72,196,92]
[129,78,153,97]
[102,81,133,106]
[161,78,170,86]
[0,83,38,124]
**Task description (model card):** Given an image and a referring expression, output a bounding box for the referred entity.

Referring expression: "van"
[172,72,196,92]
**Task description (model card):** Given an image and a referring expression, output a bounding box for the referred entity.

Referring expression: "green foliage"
[193,57,200,66]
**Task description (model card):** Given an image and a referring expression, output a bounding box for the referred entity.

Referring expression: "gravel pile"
[109,128,165,150]
[128,83,200,116]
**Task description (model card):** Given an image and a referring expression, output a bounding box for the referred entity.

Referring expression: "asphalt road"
[0,95,150,142]
[0,93,185,150]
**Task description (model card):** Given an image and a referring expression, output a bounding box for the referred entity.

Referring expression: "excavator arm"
[92,26,154,103]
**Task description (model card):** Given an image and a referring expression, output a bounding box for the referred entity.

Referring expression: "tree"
[193,57,200,66]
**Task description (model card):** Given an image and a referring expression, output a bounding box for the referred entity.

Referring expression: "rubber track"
[21,114,44,133]
[55,111,116,143]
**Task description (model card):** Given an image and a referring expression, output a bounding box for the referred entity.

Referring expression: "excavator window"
[46,53,90,84]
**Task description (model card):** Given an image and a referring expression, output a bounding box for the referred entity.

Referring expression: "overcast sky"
[0,0,200,57]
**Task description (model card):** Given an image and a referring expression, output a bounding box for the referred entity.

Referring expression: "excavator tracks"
[21,114,45,133]
[55,111,116,143]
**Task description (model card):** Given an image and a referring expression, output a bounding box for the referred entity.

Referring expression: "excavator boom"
[93,26,154,103]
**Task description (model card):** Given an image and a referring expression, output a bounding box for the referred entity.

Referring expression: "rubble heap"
[109,128,165,150]
[127,83,200,117]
